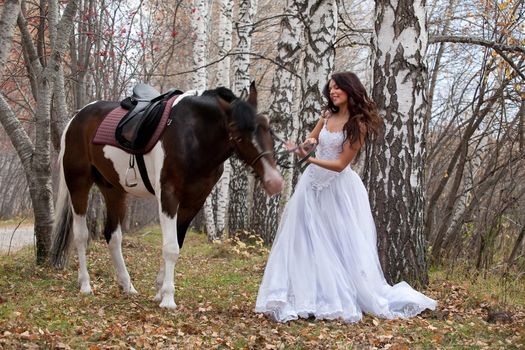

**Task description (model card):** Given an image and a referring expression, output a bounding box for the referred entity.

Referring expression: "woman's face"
[328,80,348,108]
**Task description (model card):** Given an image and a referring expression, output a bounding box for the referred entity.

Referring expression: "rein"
[270,129,316,169]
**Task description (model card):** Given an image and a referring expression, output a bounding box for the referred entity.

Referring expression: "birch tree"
[297,0,338,180]
[0,0,78,264]
[191,0,217,239]
[228,0,258,234]
[251,1,305,242]
[366,0,429,285]
[209,0,234,240]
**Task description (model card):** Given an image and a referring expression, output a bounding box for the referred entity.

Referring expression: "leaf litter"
[0,229,523,349]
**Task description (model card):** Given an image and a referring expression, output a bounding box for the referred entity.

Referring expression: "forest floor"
[0,226,523,349]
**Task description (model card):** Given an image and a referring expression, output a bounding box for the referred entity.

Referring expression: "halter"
[228,124,273,170]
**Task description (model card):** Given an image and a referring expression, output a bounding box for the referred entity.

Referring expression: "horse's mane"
[203,87,256,132]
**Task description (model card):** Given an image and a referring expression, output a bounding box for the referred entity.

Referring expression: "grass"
[0,226,524,349]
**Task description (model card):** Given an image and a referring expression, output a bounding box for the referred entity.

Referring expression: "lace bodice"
[316,124,345,161]
[307,124,348,190]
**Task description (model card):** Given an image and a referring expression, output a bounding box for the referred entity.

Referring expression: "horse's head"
[227,83,284,196]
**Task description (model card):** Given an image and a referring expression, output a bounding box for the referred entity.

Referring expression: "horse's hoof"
[159,299,177,309]
[80,285,93,294]
[125,285,138,295]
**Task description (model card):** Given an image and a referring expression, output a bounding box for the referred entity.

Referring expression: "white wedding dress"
[255,122,437,323]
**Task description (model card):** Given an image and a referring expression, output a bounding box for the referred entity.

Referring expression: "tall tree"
[366,0,429,285]
[297,0,338,177]
[0,0,78,264]
[251,0,305,242]
[209,0,234,240]
[251,0,338,242]
[228,0,258,234]
[191,0,216,239]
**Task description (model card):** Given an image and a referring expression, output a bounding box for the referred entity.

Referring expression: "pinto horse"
[50,84,284,308]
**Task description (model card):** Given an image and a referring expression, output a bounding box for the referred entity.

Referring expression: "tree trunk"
[207,0,234,240]
[191,0,217,239]
[251,0,305,242]
[0,0,21,83]
[296,0,338,182]
[0,0,78,264]
[228,0,258,235]
[366,0,429,285]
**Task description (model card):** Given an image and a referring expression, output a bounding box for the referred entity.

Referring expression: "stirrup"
[125,155,138,187]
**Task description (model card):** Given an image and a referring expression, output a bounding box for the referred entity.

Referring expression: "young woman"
[255,72,436,323]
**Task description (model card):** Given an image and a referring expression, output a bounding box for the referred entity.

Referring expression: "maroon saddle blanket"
[92,94,180,154]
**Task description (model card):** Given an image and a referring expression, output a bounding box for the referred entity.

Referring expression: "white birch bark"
[228,0,258,234]
[298,0,338,142]
[294,0,338,186]
[211,0,234,239]
[191,0,210,88]
[252,1,305,242]
[191,0,217,239]
[0,0,21,83]
[217,0,233,87]
[366,0,429,285]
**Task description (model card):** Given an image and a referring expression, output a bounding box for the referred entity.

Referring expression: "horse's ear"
[247,81,257,109]
[239,87,248,99]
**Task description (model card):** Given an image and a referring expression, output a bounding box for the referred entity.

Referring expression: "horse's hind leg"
[72,214,93,294]
[97,184,137,294]
[67,177,94,294]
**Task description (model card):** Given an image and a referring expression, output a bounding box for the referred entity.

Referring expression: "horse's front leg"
[156,200,180,309]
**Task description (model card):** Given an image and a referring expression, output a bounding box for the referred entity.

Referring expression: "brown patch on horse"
[63,102,124,215]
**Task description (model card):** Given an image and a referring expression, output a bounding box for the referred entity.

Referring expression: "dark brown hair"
[322,72,383,150]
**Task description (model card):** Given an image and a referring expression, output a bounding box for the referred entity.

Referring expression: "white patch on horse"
[71,213,92,294]
[108,225,138,294]
[82,100,99,109]
[251,134,284,195]
[171,89,204,107]
[102,145,159,198]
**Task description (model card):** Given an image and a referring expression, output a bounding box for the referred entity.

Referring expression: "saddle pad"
[92,94,179,154]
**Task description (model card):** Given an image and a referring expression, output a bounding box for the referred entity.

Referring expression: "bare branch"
[430,35,525,54]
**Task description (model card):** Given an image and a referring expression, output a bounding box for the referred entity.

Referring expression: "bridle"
[228,123,273,171]
[228,120,315,172]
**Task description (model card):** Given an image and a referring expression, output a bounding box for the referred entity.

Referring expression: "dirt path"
[0,224,34,253]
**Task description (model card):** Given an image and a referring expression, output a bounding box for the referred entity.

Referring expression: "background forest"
[0,0,524,285]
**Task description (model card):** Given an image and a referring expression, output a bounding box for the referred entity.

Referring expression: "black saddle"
[116,84,182,151]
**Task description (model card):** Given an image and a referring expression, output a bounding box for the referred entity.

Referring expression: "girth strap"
[135,154,155,195]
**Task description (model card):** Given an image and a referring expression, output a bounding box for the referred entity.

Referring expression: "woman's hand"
[285,138,316,158]
[303,138,317,146]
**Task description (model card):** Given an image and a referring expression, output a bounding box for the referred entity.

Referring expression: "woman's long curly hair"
[322,72,383,153]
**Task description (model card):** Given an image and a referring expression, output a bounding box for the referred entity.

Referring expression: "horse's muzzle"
[263,170,284,196]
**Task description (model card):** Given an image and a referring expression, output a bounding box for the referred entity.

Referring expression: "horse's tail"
[50,123,74,269]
